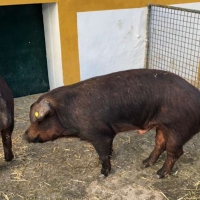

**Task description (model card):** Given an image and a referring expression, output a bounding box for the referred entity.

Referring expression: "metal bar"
[148,3,200,14]
[144,4,151,69]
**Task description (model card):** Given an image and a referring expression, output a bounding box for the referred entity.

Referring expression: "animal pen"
[1,3,200,200]
[146,4,200,88]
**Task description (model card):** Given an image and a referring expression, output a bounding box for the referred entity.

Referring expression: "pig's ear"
[30,99,53,124]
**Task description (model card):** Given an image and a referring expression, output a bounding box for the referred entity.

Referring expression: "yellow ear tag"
[35,112,39,117]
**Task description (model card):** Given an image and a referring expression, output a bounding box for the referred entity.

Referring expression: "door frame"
[42,3,63,90]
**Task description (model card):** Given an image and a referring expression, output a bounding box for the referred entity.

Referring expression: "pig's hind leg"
[91,132,114,177]
[143,127,166,167]
[156,134,184,178]
[1,124,14,161]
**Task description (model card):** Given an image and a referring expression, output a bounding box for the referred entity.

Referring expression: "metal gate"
[145,4,200,88]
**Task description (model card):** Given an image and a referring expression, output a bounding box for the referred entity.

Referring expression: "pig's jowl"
[0,76,14,162]
[24,69,200,178]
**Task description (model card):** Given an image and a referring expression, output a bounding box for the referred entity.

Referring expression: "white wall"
[42,3,63,90]
[77,8,147,80]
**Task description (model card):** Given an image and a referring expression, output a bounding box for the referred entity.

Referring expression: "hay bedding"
[0,94,199,199]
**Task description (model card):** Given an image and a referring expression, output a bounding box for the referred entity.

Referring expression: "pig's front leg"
[1,125,14,161]
[91,133,114,177]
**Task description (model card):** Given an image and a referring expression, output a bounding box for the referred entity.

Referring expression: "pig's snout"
[23,130,44,143]
[23,130,29,141]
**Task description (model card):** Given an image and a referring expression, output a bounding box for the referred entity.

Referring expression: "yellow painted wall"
[0,0,199,85]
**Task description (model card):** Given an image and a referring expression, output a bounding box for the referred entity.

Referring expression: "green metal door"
[0,4,49,97]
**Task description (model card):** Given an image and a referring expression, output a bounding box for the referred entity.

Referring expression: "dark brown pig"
[0,76,14,162]
[24,69,200,178]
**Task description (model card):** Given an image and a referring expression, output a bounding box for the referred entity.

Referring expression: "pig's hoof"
[156,168,167,179]
[101,168,110,177]
[5,152,14,162]
[142,158,152,168]
[99,174,106,179]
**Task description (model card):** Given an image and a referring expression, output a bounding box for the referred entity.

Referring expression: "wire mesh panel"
[146,4,200,88]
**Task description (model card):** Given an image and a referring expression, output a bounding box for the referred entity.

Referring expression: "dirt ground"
[0,94,200,200]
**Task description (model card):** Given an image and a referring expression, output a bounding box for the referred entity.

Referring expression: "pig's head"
[0,96,11,130]
[24,99,66,143]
